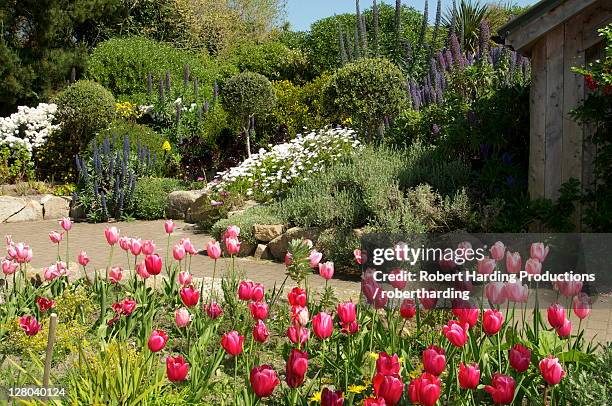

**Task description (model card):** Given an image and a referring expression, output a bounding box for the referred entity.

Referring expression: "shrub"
[322,58,406,138]
[210,206,285,246]
[132,177,185,220]
[93,120,166,157]
[0,103,60,153]
[0,144,35,184]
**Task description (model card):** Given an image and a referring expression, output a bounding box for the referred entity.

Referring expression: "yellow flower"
[162,141,171,152]
[347,384,368,394]
[368,352,380,360]
[409,363,424,379]
[309,391,321,403]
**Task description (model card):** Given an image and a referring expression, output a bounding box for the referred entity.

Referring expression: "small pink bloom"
[175,308,191,327]
[388,268,406,289]
[318,261,334,280]
[525,258,541,275]
[142,240,156,255]
[181,238,197,255]
[104,226,120,245]
[253,320,270,343]
[77,251,90,267]
[485,282,507,305]
[136,260,150,279]
[477,257,496,275]
[180,286,200,307]
[238,280,254,301]
[504,281,529,303]
[129,238,143,256]
[291,305,310,326]
[225,225,240,238]
[173,243,186,261]
[555,318,572,338]
[19,315,41,336]
[49,231,63,244]
[1,258,17,275]
[312,312,333,340]
[572,293,592,320]
[206,240,222,260]
[287,325,310,345]
[148,329,169,352]
[489,241,505,261]
[354,249,366,265]
[118,236,131,251]
[458,363,480,389]
[109,266,123,284]
[337,301,356,323]
[144,254,163,275]
[204,302,223,319]
[530,242,550,262]
[309,250,323,268]
[164,220,175,234]
[505,251,522,274]
[539,356,565,385]
[225,237,240,255]
[547,303,566,329]
[249,301,269,320]
[251,283,265,302]
[442,320,469,347]
[177,271,192,286]
[59,217,72,231]
[221,331,244,356]
[482,309,504,335]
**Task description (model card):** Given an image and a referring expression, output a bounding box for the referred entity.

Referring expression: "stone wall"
[0,195,71,223]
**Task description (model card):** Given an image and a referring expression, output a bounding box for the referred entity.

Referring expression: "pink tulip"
[128,238,141,256]
[485,282,507,305]
[458,362,480,389]
[318,261,334,280]
[555,318,572,338]
[408,373,441,406]
[251,283,265,302]
[249,301,269,320]
[291,305,310,326]
[1,258,17,275]
[530,242,549,262]
[422,345,446,376]
[354,249,366,265]
[119,236,131,251]
[287,325,310,345]
[7,242,33,263]
[556,280,583,298]
[309,250,323,268]
[284,252,293,266]
[509,344,531,373]
[225,225,240,238]
[44,262,67,281]
[177,271,192,286]
[108,266,123,284]
[225,237,240,255]
[285,349,308,388]
[204,302,223,319]
[238,280,254,301]
[505,251,522,274]
[288,287,307,307]
[525,258,541,275]
[36,297,55,312]
[442,320,469,347]
[145,254,162,276]
[181,238,197,255]
[142,240,156,255]
[175,308,191,327]
[452,299,479,328]
[547,303,566,329]
[253,320,270,343]
[539,356,565,385]
[489,241,505,261]
[59,217,72,231]
[362,277,387,309]
[312,312,333,339]
[180,286,200,307]
[49,231,63,244]
[484,373,515,404]
[340,321,359,335]
[373,373,405,406]
[206,240,221,260]
[337,302,357,324]
[77,251,90,267]
[376,352,401,375]
[173,243,186,261]
[321,388,344,406]
[504,281,528,303]
[482,309,504,335]
[105,226,120,245]
[221,331,244,356]
[19,315,41,336]
[572,293,592,319]
[477,257,496,275]
[148,329,169,352]
[250,365,280,397]
[136,261,150,279]
[166,355,189,382]
[164,220,175,234]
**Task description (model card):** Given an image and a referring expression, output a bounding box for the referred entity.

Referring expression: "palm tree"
[443,0,490,53]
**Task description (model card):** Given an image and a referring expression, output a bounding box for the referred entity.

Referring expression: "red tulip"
[112,298,137,315]
[337,301,357,324]
[312,312,333,340]
[555,318,572,338]
[206,240,221,260]
[376,352,401,375]
[164,219,175,234]
[285,349,308,388]
[482,309,504,335]
[238,280,254,301]
[288,287,307,307]
[573,293,592,319]
[373,373,404,406]
[321,388,344,406]
[166,355,189,382]
[104,226,120,245]
[19,315,41,336]
[180,286,200,307]
[221,331,244,356]
[287,325,310,345]
[204,302,223,319]
[251,283,265,301]
[388,268,407,289]
[253,320,270,343]
[458,362,480,389]
[363,398,386,406]
[362,277,387,309]
[400,298,416,319]
[547,303,566,329]
[250,365,280,397]
[505,251,522,274]
[484,373,515,404]
[148,329,169,352]
[530,242,549,262]
[249,301,269,320]
[539,356,566,385]
[451,299,479,328]
[422,345,446,376]
[420,293,438,310]
[508,344,531,373]
[35,297,55,312]
[340,321,359,335]
[144,254,162,276]
[442,320,469,347]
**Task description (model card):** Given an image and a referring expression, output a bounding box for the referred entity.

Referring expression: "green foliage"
[210,206,285,246]
[94,120,166,155]
[221,71,277,129]
[132,177,185,220]
[0,144,34,184]
[316,228,361,272]
[322,57,407,137]
[565,344,612,405]
[443,0,490,53]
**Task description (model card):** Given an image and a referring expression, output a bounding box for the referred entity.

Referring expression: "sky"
[285,0,537,32]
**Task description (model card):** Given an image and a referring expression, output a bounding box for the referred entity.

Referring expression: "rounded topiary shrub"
[322,57,407,138]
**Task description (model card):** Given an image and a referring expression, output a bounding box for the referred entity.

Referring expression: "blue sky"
[285,0,537,31]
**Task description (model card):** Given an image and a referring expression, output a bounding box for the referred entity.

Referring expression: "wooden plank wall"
[528,0,611,230]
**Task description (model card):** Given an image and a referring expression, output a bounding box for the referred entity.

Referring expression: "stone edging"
[0,195,71,223]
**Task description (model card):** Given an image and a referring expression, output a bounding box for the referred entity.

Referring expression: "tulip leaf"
[557,350,596,364]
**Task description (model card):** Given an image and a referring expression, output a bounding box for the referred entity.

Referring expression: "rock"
[5,200,43,222]
[41,195,71,219]
[267,227,321,260]
[0,196,26,222]
[168,190,206,220]
[188,193,213,223]
[227,200,259,218]
[253,224,285,242]
[238,241,257,257]
[254,244,273,260]
[70,203,86,220]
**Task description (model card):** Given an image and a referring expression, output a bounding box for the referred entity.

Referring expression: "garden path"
[2,219,611,344]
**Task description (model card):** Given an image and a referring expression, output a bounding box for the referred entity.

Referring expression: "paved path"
[1,219,610,343]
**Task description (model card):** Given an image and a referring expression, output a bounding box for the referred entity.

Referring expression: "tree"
[221,72,277,156]
[443,0,490,53]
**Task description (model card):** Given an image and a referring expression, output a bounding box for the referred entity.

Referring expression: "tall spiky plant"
[339,23,349,65]
[443,0,490,53]
[372,0,380,56]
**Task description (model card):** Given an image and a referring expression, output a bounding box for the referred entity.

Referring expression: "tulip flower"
[251,283,265,302]
[451,299,479,328]
[442,320,469,347]
[238,280,254,301]
[362,277,387,309]
[485,282,507,305]
[309,250,323,268]
[557,280,583,298]
[422,346,446,376]
[340,321,359,335]
[287,325,310,345]
[1,259,17,275]
[303,238,313,249]
[113,298,137,315]
[539,356,566,385]
[363,398,386,406]
[525,258,542,275]
[180,286,200,307]
[49,231,63,244]
[164,220,175,234]
[105,226,120,245]
[225,225,240,238]
[288,287,307,307]
[388,268,406,289]
[477,257,496,275]
[59,217,72,231]
[321,388,344,406]
[7,242,33,263]
[173,243,186,261]
[108,266,123,284]
[284,252,293,266]
[19,316,41,336]
[129,238,143,256]
[204,302,223,319]
[504,281,528,303]
[508,344,531,373]
[312,312,333,340]
[253,320,270,343]
[225,237,240,255]
[166,355,189,382]
[458,362,480,389]
[177,271,192,286]
[530,242,549,262]
[373,373,405,406]
[144,254,163,276]
[547,303,566,329]
[175,308,191,327]
[483,309,504,335]
[249,301,269,320]
[119,236,131,251]
[505,251,522,274]
[221,331,244,356]
[36,297,55,312]
[484,373,515,404]
[291,305,309,326]
[400,298,416,319]
[490,241,505,261]
[573,293,592,319]
[285,349,308,388]
[555,318,572,338]
[136,261,150,279]
[337,302,357,324]
[376,352,401,375]
[142,240,156,255]
[408,372,442,406]
[206,240,222,260]
[420,293,438,310]
[250,365,280,397]
[318,261,334,280]
[354,249,366,265]
[77,251,90,267]
[43,262,67,281]
[148,329,169,352]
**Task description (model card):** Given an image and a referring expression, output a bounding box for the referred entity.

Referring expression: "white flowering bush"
[210,127,362,201]
[0,103,60,152]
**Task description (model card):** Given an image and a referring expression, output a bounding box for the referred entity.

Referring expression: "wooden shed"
[499,0,612,227]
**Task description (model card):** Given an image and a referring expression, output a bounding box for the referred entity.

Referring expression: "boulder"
[253,224,285,242]
[168,190,205,220]
[0,196,26,222]
[188,193,212,223]
[227,200,259,217]
[5,200,43,222]
[267,227,321,260]
[238,241,257,257]
[254,244,273,260]
[41,195,71,219]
